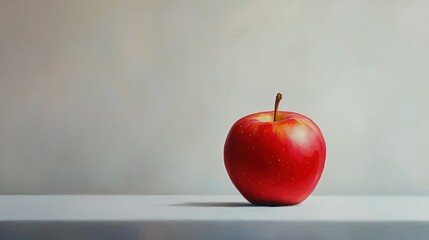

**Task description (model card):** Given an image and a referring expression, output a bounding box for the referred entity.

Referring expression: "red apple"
[224,93,326,206]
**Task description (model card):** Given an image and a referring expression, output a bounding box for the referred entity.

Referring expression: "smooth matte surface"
[1,195,429,239]
[1,195,429,221]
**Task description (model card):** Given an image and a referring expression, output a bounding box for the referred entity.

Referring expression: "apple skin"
[224,111,326,206]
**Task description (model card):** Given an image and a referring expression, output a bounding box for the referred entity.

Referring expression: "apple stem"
[274,93,282,122]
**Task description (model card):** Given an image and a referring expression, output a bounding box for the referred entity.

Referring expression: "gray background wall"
[1,0,428,195]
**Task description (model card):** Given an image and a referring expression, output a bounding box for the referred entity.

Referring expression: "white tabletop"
[1,195,429,239]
